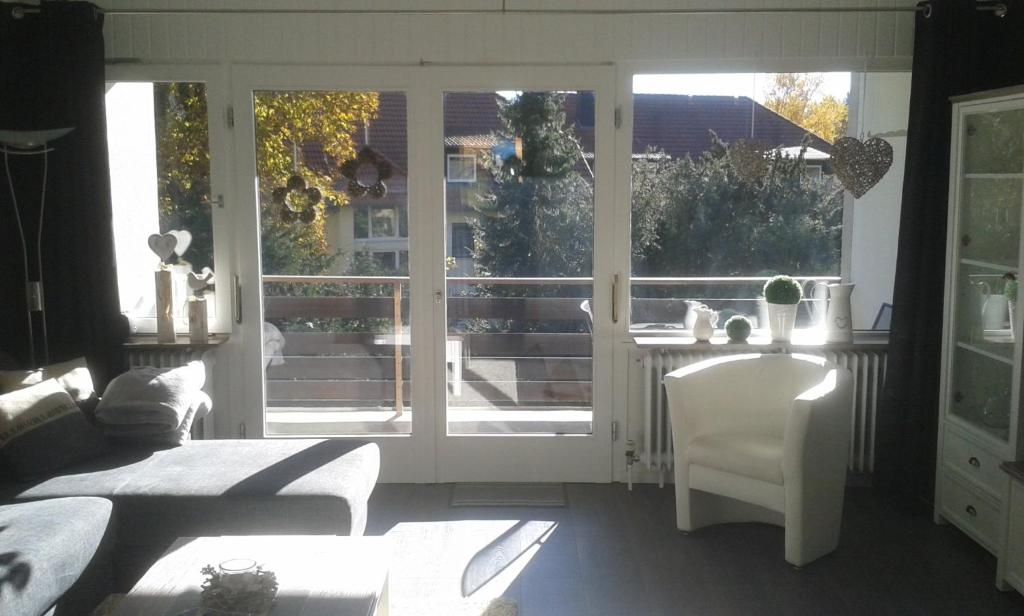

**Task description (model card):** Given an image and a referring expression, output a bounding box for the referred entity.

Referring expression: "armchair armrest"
[782,367,852,481]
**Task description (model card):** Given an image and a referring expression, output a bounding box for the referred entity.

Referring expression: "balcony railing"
[260,274,840,434]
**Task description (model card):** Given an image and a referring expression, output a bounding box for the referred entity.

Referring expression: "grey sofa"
[0,497,115,616]
[0,438,380,614]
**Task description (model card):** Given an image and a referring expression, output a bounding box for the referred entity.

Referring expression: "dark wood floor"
[365,483,1024,616]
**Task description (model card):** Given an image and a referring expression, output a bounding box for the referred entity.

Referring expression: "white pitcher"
[691,305,718,342]
[821,283,856,343]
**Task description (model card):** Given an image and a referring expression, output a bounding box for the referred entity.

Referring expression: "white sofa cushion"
[688,432,784,485]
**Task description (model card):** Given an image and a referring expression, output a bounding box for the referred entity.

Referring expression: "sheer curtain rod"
[12,5,936,18]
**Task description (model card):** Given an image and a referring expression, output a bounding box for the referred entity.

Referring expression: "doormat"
[451,483,567,507]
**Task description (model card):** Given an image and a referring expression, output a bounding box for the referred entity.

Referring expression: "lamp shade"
[0,128,74,149]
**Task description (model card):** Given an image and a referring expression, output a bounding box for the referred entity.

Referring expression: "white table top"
[113,535,391,616]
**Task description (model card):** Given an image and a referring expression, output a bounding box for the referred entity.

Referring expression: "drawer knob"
[968,456,981,468]
[966,505,978,517]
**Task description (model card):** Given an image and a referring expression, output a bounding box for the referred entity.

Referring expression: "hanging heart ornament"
[167,229,193,257]
[831,137,893,198]
[729,140,769,184]
[147,233,178,263]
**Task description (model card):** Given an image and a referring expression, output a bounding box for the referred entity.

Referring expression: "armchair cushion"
[688,433,784,485]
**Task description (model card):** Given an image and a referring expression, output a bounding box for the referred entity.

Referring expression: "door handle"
[611,273,620,324]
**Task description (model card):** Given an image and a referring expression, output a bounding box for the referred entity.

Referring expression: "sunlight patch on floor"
[384,520,557,616]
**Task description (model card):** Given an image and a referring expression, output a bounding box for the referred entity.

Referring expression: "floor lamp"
[0,127,74,368]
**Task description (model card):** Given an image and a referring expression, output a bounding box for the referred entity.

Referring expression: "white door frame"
[424,65,617,483]
[230,64,437,483]
[230,63,616,483]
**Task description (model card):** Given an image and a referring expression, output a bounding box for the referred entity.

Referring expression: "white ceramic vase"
[766,302,798,342]
[824,283,855,343]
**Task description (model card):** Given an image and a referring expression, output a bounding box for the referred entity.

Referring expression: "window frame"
[446,153,477,183]
[619,64,862,333]
[104,64,233,334]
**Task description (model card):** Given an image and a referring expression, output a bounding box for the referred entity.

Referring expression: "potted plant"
[763,275,803,342]
[725,315,752,343]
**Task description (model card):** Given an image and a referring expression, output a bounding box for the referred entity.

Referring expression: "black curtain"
[0,1,125,387]
[876,0,1024,508]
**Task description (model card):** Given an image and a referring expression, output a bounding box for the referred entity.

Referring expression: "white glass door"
[231,66,436,482]
[430,68,616,482]
[231,66,615,483]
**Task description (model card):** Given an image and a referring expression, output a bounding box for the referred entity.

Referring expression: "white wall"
[96,0,915,69]
[848,72,912,329]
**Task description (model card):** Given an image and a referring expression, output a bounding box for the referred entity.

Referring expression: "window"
[450,223,474,258]
[629,72,910,331]
[105,80,223,333]
[446,154,477,183]
[352,205,408,239]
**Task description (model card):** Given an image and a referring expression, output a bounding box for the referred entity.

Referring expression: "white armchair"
[664,353,853,567]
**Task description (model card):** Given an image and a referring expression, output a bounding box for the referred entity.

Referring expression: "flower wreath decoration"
[272,174,322,223]
[340,147,392,199]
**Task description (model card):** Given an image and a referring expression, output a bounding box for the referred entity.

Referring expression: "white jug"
[817,283,855,343]
[684,300,707,330]
[692,305,718,342]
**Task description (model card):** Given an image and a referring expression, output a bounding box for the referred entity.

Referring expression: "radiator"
[639,348,887,477]
[126,348,202,369]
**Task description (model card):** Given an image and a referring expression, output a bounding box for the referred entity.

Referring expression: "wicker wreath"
[340,147,392,199]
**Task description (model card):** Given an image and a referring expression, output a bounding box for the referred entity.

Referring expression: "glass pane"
[354,206,369,238]
[963,109,1024,175]
[629,73,848,329]
[959,178,1021,267]
[105,81,216,331]
[444,91,594,435]
[949,345,1013,441]
[372,207,396,237]
[254,90,411,436]
[953,263,1015,362]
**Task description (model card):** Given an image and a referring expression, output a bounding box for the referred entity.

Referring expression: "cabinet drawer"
[941,475,1000,552]
[942,430,1004,497]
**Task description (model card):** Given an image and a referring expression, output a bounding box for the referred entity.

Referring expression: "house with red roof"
[321,91,832,274]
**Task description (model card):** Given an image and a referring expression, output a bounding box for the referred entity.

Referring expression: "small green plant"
[763,275,803,305]
[1004,273,1017,302]
[725,315,752,342]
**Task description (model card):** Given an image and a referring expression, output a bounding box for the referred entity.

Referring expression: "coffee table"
[112,535,390,616]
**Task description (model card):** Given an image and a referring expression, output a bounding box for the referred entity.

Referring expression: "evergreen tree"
[472,92,594,279]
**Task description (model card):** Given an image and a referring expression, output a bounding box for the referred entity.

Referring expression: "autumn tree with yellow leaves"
[154,84,379,275]
[763,73,848,144]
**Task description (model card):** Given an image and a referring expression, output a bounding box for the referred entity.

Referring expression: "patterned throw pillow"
[0,379,107,479]
[0,357,96,402]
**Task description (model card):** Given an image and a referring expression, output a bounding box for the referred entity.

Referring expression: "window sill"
[630,329,889,351]
[123,333,230,350]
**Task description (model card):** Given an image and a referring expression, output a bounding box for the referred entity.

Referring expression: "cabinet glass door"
[948,107,1024,441]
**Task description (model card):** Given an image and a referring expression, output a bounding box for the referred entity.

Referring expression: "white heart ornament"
[168,229,192,257]
[147,233,178,262]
